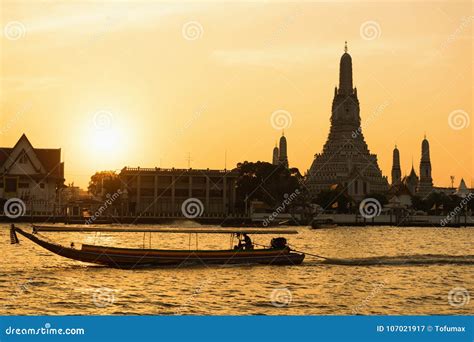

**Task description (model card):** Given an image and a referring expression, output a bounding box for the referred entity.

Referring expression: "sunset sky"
[1,1,472,188]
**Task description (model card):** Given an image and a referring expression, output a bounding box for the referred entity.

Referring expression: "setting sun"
[91,127,121,152]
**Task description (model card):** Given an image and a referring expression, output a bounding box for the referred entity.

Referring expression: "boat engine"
[270,237,287,249]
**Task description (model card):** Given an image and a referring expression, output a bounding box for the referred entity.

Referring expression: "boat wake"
[308,254,474,266]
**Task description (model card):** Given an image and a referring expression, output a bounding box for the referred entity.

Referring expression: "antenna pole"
[186,152,192,168]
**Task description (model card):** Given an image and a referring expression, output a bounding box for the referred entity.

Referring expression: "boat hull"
[13,227,305,268]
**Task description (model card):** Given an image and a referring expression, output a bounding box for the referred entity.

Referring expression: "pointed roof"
[389,195,401,204]
[407,163,418,181]
[0,134,64,179]
[388,181,412,196]
[455,178,469,197]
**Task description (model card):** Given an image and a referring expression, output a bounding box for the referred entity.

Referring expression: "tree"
[418,191,455,215]
[88,171,121,198]
[313,185,352,213]
[234,161,304,212]
[467,193,474,211]
[411,195,424,211]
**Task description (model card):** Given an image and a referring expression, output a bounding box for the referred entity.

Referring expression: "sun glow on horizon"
[75,109,138,173]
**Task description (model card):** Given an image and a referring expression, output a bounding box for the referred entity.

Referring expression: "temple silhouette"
[272,132,289,168]
[306,42,388,200]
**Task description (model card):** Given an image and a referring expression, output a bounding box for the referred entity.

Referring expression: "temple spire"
[344,41,348,53]
[391,145,401,185]
[338,42,353,95]
[272,143,279,165]
[419,135,433,196]
[278,133,289,168]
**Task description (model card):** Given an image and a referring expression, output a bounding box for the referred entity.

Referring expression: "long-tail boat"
[9,224,305,268]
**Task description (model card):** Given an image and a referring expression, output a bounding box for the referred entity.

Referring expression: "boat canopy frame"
[31,225,299,235]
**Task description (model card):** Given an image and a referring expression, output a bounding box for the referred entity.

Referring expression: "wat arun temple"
[306,43,389,200]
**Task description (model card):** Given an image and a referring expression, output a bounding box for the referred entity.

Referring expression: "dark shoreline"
[0,216,472,227]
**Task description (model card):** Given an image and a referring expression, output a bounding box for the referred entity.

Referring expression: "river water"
[1,224,473,315]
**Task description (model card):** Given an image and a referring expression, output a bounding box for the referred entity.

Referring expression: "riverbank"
[0,214,472,227]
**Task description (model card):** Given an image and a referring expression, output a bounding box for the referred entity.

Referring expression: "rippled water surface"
[1,224,473,315]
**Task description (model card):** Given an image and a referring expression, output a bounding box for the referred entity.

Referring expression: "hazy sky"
[1,1,472,188]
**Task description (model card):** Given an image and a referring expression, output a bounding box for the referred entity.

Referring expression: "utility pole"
[186,152,192,169]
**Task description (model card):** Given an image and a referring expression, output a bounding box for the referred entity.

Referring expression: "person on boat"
[234,233,243,250]
[243,234,253,250]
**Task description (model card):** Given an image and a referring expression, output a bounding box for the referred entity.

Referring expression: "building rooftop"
[120,167,238,175]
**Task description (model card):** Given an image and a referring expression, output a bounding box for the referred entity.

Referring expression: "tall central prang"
[306,43,388,200]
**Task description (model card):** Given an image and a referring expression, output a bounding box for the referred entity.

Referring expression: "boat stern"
[10,224,19,244]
